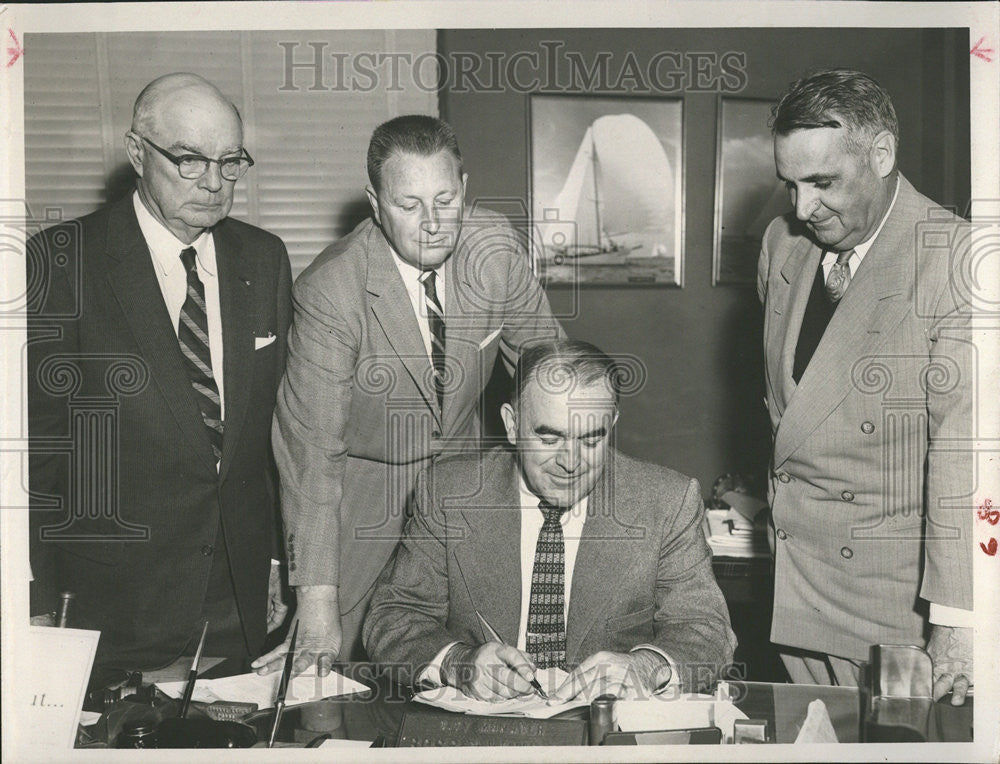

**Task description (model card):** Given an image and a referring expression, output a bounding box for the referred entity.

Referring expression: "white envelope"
[255,334,276,350]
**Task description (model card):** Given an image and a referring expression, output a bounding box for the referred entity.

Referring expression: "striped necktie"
[526,501,568,670]
[825,249,854,303]
[419,270,446,412]
[178,246,224,462]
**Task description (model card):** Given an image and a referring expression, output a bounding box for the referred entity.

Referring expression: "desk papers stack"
[156,669,368,710]
[704,490,769,558]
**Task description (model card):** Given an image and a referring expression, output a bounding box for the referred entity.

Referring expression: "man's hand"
[441,642,536,702]
[265,564,289,634]
[550,650,672,703]
[251,585,342,676]
[927,624,973,705]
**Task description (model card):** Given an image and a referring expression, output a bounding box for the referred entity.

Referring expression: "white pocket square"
[255,333,277,350]
[478,326,503,350]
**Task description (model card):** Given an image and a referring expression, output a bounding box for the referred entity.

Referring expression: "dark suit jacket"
[273,211,563,619]
[27,196,291,671]
[363,447,736,692]
[757,173,973,660]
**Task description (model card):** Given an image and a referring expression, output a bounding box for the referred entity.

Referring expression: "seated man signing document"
[364,340,736,701]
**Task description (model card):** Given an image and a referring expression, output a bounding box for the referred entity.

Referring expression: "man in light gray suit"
[758,70,973,702]
[364,340,736,700]
[255,115,562,673]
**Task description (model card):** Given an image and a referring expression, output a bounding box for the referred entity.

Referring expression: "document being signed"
[413,667,588,718]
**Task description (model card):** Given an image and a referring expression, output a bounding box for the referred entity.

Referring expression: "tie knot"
[834,249,854,267]
[419,268,437,292]
[180,247,198,273]
[539,501,567,524]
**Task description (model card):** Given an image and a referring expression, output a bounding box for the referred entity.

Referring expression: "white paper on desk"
[414,667,586,718]
[615,694,748,742]
[156,668,368,709]
[23,626,101,749]
[720,491,768,523]
[319,738,376,749]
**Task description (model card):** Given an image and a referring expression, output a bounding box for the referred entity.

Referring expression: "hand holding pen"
[438,611,549,702]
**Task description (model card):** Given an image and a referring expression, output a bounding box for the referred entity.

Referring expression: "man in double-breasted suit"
[364,340,736,699]
[28,73,291,677]
[258,115,562,673]
[758,69,973,702]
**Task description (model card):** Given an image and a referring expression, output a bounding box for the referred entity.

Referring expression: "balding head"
[131,72,242,138]
[125,73,246,244]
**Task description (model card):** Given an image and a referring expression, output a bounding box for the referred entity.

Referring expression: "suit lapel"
[365,227,440,424]
[774,180,915,467]
[775,235,821,411]
[215,222,255,482]
[104,201,216,466]
[566,460,644,664]
[454,449,521,644]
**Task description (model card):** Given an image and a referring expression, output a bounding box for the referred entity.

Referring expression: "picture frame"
[713,96,792,286]
[529,93,684,286]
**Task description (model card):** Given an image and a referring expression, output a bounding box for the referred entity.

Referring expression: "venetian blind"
[24,30,438,276]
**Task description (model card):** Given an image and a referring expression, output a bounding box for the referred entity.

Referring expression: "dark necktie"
[526,501,568,670]
[419,270,446,412]
[178,247,224,461]
[792,250,854,384]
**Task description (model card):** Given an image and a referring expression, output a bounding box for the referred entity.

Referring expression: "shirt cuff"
[271,559,281,566]
[928,603,974,628]
[629,644,679,691]
[416,641,459,687]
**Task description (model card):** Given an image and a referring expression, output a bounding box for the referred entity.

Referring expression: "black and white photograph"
[1,2,997,761]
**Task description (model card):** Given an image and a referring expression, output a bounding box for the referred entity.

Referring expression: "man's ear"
[124,132,145,177]
[365,184,381,226]
[870,130,896,179]
[499,402,517,446]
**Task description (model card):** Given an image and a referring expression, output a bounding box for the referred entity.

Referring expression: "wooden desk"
[239,667,972,747]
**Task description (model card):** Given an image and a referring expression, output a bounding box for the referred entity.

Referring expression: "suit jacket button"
[840,546,853,559]
[861,421,875,434]
[776,528,787,540]
[201,545,214,556]
[777,472,791,484]
[841,490,855,502]
[288,562,296,572]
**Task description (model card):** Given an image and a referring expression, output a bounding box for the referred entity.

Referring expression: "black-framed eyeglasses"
[138,135,254,181]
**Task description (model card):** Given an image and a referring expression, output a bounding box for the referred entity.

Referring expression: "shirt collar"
[133,191,215,277]
[517,473,589,521]
[822,175,900,265]
[388,246,445,286]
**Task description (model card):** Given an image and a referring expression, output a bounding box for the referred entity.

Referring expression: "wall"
[439,28,970,494]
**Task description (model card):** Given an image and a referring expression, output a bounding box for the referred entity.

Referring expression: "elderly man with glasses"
[27,72,291,681]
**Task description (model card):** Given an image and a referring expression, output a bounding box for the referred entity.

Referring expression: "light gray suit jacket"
[757,173,973,661]
[363,447,737,692]
[273,211,562,617]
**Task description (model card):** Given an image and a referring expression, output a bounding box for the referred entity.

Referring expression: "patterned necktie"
[419,270,446,412]
[178,247,224,461]
[526,501,568,670]
[825,249,854,303]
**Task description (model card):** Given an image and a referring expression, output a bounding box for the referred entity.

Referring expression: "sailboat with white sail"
[548,113,675,263]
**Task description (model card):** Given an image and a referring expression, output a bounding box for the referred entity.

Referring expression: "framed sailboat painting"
[713,97,792,285]
[529,94,684,286]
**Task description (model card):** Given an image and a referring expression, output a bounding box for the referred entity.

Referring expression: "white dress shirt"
[390,249,446,360]
[818,178,971,628]
[133,193,225,423]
